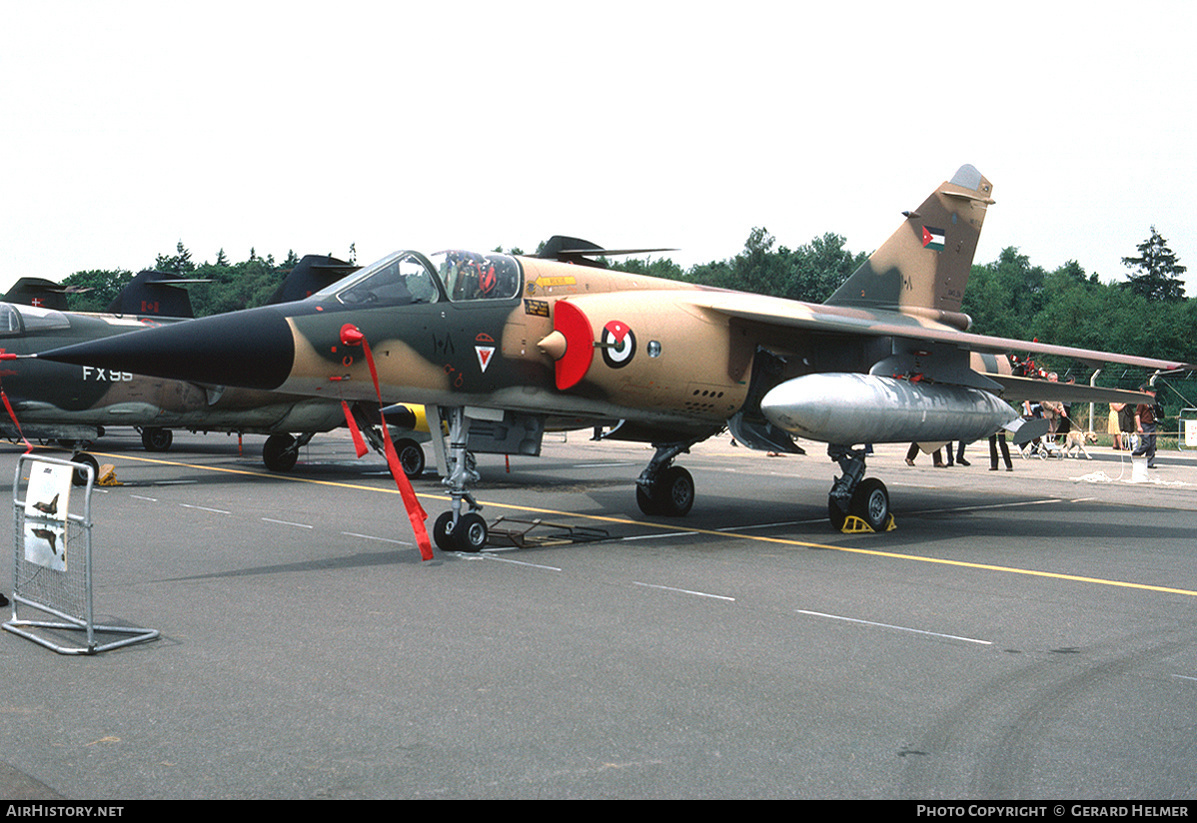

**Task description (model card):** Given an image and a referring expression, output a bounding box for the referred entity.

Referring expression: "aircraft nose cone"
[40,307,296,391]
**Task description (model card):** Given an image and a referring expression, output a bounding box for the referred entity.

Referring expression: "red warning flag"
[339,324,433,560]
[341,401,369,458]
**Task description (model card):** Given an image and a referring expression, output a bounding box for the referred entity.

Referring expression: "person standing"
[989,432,1013,471]
[1118,401,1137,451]
[1133,386,1159,469]
[1109,402,1123,449]
[955,440,972,467]
[1101,399,1120,447]
[1041,373,1063,442]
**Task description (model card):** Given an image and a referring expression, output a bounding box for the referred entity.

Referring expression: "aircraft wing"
[677,290,1192,373]
[985,375,1153,405]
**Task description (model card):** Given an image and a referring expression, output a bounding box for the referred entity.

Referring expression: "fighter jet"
[39,166,1189,549]
[1,255,430,479]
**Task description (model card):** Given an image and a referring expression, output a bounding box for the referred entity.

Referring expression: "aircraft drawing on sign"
[40,166,1190,550]
[0,256,430,479]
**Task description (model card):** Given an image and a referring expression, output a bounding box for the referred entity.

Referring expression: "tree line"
[59,243,331,316]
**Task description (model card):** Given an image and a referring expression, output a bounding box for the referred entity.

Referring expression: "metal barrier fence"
[4,454,158,654]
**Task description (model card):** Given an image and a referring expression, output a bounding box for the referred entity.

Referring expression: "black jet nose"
[40,306,296,391]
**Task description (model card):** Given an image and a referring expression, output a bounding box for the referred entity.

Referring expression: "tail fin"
[824,164,993,328]
[265,255,358,305]
[3,278,76,311]
[107,270,198,317]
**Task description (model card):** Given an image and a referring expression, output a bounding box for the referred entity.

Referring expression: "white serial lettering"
[81,366,133,382]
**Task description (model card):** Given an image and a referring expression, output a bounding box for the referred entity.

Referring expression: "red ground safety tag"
[1,388,33,453]
[341,400,369,458]
[340,324,433,560]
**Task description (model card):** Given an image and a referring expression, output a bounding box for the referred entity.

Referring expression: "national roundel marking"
[601,320,636,368]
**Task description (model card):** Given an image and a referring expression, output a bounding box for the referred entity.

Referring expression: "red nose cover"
[552,300,594,390]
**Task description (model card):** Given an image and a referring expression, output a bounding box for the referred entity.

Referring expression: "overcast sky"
[3,2,1195,296]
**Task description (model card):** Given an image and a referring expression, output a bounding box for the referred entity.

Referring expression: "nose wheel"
[433,510,488,553]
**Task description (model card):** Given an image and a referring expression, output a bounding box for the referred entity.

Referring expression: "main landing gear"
[347,404,428,479]
[635,441,698,517]
[262,432,316,473]
[432,407,488,553]
[139,427,173,452]
[826,445,893,532]
[394,438,426,478]
[69,450,99,487]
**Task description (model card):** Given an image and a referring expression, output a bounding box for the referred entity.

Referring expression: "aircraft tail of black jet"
[106,255,358,318]
[823,164,994,330]
[3,278,88,311]
[265,255,359,305]
[107,270,201,318]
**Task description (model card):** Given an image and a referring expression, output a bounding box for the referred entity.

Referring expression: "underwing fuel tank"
[760,373,1019,445]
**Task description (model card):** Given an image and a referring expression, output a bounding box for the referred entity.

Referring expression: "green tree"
[686,227,786,296]
[155,241,195,274]
[785,232,867,302]
[608,255,685,281]
[60,269,134,312]
[1122,226,1186,301]
[962,247,1047,340]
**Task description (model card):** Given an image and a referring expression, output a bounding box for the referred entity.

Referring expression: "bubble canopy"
[316,250,523,307]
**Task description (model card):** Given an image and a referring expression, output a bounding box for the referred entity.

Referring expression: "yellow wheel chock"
[840,513,896,534]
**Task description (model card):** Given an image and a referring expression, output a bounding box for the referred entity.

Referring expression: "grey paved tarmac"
[2,432,1196,799]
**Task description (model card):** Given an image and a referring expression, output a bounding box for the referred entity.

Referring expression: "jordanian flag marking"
[922,226,946,251]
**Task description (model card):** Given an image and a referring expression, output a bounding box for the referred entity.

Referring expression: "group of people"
[904,381,1162,473]
[905,441,970,468]
[904,438,1014,471]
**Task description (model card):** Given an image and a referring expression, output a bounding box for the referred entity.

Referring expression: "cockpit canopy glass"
[318,249,524,307]
[324,251,441,307]
[431,251,522,302]
[0,303,71,336]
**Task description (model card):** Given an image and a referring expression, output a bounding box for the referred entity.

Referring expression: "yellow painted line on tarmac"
[88,449,1197,599]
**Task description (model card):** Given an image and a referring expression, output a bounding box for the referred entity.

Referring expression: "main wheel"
[828,498,848,531]
[849,477,889,531]
[635,466,695,517]
[433,511,457,551]
[71,452,99,487]
[654,466,694,517]
[636,484,661,516]
[453,512,488,552]
[262,433,299,472]
[141,427,173,452]
[395,438,425,478]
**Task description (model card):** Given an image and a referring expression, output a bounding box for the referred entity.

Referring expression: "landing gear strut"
[432,407,487,552]
[635,441,698,517]
[827,444,891,532]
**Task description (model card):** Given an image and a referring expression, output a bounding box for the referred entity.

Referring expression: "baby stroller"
[1018,410,1064,460]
